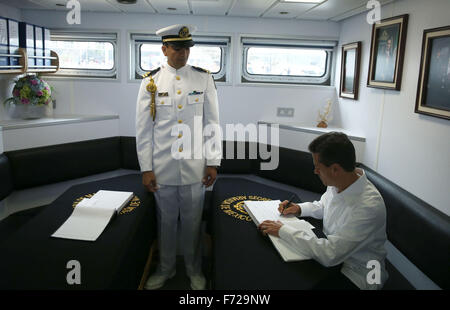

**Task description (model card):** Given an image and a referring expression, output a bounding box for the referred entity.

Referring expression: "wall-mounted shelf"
[257,120,366,163]
[0,48,59,74]
[0,114,120,153]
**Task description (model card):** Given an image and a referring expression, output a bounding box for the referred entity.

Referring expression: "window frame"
[241,37,337,85]
[47,31,118,79]
[131,33,230,82]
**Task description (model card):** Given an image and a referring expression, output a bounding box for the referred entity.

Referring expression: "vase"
[317,121,328,128]
[7,102,53,120]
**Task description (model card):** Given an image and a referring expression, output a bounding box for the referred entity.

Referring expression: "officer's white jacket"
[136,63,222,185]
[279,169,389,290]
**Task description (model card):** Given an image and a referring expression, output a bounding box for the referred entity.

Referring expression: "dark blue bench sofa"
[1,137,448,290]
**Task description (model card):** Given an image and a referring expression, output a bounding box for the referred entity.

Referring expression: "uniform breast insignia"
[192,66,210,74]
[188,91,204,95]
[158,92,169,97]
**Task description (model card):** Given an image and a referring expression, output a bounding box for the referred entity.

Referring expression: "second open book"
[52,190,134,241]
[243,200,315,262]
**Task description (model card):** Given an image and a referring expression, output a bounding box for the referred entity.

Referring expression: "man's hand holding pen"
[278,200,301,216]
[258,197,302,237]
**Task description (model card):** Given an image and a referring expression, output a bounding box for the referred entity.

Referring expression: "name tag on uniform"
[188,91,203,96]
[158,92,169,97]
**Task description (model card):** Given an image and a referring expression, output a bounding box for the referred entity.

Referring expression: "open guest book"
[244,200,315,262]
[52,190,134,241]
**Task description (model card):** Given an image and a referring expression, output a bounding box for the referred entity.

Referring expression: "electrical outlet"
[277,107,294,117]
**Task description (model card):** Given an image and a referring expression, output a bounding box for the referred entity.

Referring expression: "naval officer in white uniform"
[136,24,221,290]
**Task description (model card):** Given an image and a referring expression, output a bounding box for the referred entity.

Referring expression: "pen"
[282,194,297,214]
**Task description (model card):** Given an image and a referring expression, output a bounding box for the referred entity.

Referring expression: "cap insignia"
[179,27,190,38]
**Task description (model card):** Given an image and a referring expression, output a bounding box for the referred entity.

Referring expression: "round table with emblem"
[0,174,157,290]
[210,177,340,290]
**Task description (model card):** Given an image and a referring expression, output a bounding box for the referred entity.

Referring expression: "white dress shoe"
[190,274,206,290]
[144,270,176,290]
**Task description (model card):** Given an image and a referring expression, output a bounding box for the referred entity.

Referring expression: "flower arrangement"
[4,75,53,106]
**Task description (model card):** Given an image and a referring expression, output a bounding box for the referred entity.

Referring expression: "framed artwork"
[367,14,409,90]
[415,25,450,120]
[340,41,361,100]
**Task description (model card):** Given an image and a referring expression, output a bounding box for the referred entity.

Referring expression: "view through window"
[246,47,327,77]
[140,44,221,73]
[50,41,114,70]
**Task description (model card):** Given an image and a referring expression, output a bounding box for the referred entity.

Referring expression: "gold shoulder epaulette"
[192,66,210,74]
[142,67,161,79]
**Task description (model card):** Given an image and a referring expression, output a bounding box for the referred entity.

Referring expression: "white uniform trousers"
[153,182,205,276]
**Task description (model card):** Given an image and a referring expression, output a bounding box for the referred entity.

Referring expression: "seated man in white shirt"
[258,132,389,290]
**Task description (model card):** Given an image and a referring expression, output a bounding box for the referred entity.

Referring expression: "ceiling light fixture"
[281,0,325,3]
[117,0,137,4]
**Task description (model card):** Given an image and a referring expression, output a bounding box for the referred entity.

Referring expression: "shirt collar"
[335,168,367,205]
[163,63,189,74]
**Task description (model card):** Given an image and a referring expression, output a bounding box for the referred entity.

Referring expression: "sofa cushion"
[6,137,122,189]
[361,164,450,289]
[257,145,326,194]
[0,154,14,201]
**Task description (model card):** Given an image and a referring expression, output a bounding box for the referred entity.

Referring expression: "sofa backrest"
[0,154,14,201]
[5,137,122,189]
[120,136,141,171]
[219,141,259,174]
[361,164,450,289]
[219,141,325,194]
[257,145,326,194]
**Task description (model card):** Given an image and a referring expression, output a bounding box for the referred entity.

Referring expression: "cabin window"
[131,34,230,82]
[241,37,337,85]
[48,32,118,78]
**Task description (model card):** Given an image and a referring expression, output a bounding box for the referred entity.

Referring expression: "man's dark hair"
[308,132,356,172]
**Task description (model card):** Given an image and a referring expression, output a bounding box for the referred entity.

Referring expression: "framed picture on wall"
[340,41,361,100]
[415,25,450,120]
[367,14,408,90]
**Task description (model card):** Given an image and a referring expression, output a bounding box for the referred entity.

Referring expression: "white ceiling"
[0,0,396,21]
